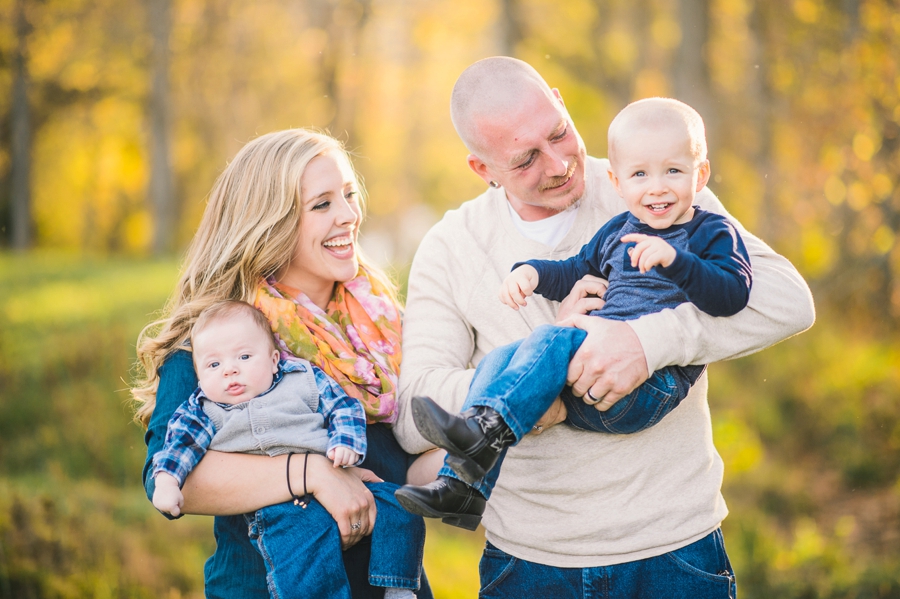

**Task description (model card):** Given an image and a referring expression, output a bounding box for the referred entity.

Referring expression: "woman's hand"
[555,275,608,323]
[301,454,382,549]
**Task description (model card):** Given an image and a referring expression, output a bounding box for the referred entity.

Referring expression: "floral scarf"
[254,267,402,424]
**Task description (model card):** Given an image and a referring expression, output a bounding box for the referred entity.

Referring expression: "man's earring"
[489,181,500,188]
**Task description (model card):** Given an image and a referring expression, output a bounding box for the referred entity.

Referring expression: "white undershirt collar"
[506,200,580,248]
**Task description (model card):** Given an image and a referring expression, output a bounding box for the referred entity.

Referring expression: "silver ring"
[532,424,543,433]
[350,521,361,531]
[585,389,601,405]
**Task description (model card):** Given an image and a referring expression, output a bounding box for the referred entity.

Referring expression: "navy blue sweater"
[522,208,752,319]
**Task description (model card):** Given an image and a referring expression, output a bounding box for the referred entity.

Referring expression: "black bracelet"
[286,452,312,508]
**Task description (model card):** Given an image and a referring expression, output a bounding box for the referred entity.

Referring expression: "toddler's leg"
[247,499,352,599]
[466,324,587,437]
[563,365,706,434]
[397,326,586,530]
[366,482,426,591]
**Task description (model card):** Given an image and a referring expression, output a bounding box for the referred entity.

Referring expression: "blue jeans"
[246,482,425,599]
[478,529,736,599]
[202,425,435,599]
[438,324,704,498]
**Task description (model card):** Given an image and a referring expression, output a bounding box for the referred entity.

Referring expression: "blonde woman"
[134,129,437,599]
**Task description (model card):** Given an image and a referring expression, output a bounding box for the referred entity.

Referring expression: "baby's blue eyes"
[240,354,250,360]
[210,361,219,368]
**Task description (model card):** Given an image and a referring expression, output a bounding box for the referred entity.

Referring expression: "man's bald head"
[607,98,708,165]
[450,57,558,155]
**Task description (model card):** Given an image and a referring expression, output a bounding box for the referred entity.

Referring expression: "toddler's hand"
[328,447,361,468]
[499,265,539,310]
[620,233,677,273]
[152,472,185,517]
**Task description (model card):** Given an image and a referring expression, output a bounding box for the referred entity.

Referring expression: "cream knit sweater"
[396,156,814,567]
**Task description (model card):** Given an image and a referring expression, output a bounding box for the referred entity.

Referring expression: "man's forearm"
[629,245,814,373]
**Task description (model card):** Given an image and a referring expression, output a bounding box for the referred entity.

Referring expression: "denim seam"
[369,575,419,589]
[253,512,284,599]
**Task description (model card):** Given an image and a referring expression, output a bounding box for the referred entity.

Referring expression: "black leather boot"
[394,476,486,531]
[411,396,516,485]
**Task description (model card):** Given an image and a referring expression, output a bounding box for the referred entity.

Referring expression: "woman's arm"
[181,450,379,548]
[144,350,378,547]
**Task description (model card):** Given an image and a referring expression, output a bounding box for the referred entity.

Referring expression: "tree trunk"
[498,0,523,57]
[10,0,32,251]
[148,0,175,255]
[674,0,717,149]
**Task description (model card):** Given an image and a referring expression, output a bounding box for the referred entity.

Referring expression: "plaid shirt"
[152,360,367,487]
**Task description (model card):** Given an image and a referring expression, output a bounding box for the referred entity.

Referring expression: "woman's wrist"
[285,452,312,507]
[290,452,333,497]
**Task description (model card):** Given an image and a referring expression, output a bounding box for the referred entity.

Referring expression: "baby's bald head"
[608,98,707,166]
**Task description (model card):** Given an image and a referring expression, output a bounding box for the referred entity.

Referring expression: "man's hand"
[528,396,568,435]
[620,233,676,273]
[555,274,608,323]
[328,446,361,468]
[557,314,649,411]
[499,265,540,310]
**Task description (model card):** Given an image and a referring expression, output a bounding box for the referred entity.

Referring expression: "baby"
[152,300,423,599]
[396,98,753,531]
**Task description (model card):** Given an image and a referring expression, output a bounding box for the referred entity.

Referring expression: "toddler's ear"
[270,350,279,373]
[608,169,623,197]
[695,160,711,191]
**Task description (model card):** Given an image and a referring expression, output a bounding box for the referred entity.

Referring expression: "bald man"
[394,57,814,598]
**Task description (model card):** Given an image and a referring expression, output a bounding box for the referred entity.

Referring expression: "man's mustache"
[538,159,577,191]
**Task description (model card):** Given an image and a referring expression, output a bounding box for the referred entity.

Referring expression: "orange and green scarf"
[254,267,402,424]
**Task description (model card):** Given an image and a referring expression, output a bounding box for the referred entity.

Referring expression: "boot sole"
[394,488,482,531]
[411,399,488,485]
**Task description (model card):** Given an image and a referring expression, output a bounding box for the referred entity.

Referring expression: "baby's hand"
[327,447,361,468]
[499,265,540,310]
[620,233,677,273]
[152,472,185,517]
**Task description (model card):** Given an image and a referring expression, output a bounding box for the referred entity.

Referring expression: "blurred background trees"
[1,0,898,597]
[1,0,895,323]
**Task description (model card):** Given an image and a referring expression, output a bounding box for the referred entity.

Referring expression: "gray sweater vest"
[204,361,329,456]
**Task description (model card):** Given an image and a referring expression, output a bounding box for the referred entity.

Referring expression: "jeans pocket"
[479,542,518,596]
[664,530,736,592]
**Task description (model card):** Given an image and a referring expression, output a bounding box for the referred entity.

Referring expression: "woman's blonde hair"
[132,128,394,426]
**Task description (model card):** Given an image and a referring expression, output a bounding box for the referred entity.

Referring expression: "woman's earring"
[489,181,500,188]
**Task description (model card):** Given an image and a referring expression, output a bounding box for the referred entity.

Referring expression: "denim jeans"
[202,427,435,599]
[437,324,704,498]
[478,529,736,599]
[246,482,425,599]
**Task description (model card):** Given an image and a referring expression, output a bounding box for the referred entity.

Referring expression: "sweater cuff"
[625,309,686,374]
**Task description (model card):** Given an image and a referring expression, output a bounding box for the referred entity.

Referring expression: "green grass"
[1,250,898,598]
